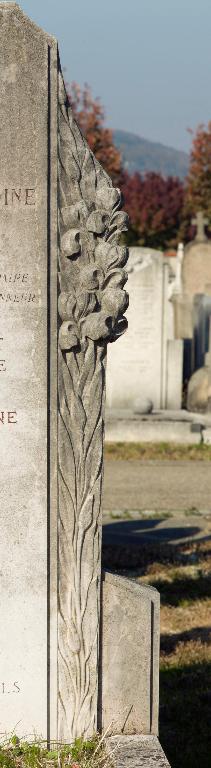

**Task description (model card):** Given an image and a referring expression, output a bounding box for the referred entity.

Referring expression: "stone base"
[105,407,211,443]
[105,414,202,444]
[106,735,171,767]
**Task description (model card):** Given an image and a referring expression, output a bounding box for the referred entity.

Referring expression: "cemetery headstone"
[173,214,211,340]
[0,5,171,766]
[187,317,211,412]
[191,211,208,243]
[0,2,128,742]
[0,2,58,739]
[193,294,211,370]
[106,247,183,411]
[182,212,211,298]
[172,213,211,393]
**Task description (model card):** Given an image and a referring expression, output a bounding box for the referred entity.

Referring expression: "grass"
[0,736,111,768]
[107,509,172,520]
[105,441,211,461]
[119,538,211,768]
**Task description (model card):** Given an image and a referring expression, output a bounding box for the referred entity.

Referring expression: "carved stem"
[57,67,128,740]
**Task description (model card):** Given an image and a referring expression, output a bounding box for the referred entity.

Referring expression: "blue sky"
[14,0,211,151]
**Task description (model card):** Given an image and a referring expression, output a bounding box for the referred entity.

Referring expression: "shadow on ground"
[161,626,211,654]
[102,518,211,569]
[103,518,202,546]
[102,518,211,768]
[148,573,211,605]
[160,660,211,768]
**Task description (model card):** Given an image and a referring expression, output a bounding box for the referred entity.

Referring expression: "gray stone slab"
[203,427,211,445]
[106,249,170,411]
[0,3,58,738]
[106,407,211,424]
[106,735,171,767]
[105,417,202,443]
[98,572,160,735]
[166,339,183,410]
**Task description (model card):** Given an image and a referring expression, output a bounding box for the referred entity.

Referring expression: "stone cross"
[191,211,209,243]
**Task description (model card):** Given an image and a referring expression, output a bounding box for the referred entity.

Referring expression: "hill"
[113,129,189,179]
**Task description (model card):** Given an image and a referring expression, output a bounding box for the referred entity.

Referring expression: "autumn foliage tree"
[67,81,186,249]
[183,122,211,234]
[122,171,185,249]
[67,82,124,187]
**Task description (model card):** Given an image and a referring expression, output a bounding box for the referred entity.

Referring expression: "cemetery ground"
[0,734,110,768]
[103,443,211,768]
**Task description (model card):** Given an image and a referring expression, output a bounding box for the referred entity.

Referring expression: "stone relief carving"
[57,69,129,740]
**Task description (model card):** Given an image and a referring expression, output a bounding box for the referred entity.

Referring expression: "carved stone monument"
[172,212,211,340]
[187,317,211,412]
[106,248,183,412]
[172,212,211,392]
[0,5,170,766]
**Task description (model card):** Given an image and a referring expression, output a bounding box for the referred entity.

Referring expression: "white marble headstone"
[106,248,174,411]
[0,3,58,738]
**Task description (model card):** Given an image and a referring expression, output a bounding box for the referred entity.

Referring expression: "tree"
[122,171,185,249]
[185,122,211,224]
[177,122,211,242]
[67,81,185,248]
[66,82,124,187]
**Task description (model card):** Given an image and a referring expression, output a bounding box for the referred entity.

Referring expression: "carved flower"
[58,73,129,352]
[59,263,128,351]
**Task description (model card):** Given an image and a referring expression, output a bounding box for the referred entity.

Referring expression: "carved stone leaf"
[57,68,128,741]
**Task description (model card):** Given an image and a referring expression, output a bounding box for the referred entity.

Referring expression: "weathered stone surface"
[134,397,153,414]
[106,735,171,767]
[193,294,211,370]
[106,247,183,412]
[0,2,129,742]
[98,572,160,736]
[105,416,201,443]
[106,249,164,410]
[182,241,211,299]
[172,219,211,367]
[166,339,183,410]
[203,427,211,445]
[57,74,128,742]
[0,2,58,738]
[187,367,211,412]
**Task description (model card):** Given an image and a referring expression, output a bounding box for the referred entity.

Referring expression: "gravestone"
[173,213,211,342]
[187,317,211,412]
[0,2,128,741]
[182,212,211,298]
[172,213,211,393]
[0,3,58,739]
[193,294,211,370]
[0,5,171,766]
[106,247,183,411]
[99,573,160,736]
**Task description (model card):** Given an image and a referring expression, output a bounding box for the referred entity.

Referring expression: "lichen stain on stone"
[2,63,18,84]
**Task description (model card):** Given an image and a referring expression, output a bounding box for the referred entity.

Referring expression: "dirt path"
[103,459,211,512]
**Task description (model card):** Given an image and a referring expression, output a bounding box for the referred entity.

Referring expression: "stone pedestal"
[107,735,171,767]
